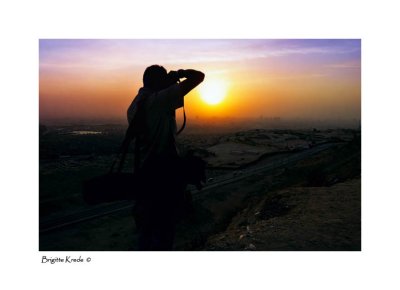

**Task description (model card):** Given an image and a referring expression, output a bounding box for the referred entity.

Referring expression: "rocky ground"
[203,178,361,251]
[174,137,361,251]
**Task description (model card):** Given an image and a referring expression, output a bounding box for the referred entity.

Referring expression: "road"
[39,142,337,233]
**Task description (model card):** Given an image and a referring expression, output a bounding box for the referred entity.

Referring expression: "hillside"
[204,178,361,250]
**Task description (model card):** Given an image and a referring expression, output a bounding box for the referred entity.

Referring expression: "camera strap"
[176,106,186,135]
[109,93,147,174]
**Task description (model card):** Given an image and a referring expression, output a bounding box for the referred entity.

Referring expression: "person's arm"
[177,69,205,96]
[154,69,205,111]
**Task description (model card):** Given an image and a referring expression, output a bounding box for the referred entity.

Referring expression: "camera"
[165,71,180,86]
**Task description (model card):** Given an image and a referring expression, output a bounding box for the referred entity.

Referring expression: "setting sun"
[39,39,361,121]
[199,79,228,105]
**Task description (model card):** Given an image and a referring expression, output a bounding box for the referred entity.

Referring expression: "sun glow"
[199,78,228,105]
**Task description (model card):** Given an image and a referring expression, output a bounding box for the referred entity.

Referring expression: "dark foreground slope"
[175,137,361,251]
[203,178,361,250]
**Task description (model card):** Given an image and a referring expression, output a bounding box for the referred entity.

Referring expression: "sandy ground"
[203,178,361,251]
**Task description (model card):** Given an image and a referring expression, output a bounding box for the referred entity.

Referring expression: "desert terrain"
[39,122,361,251]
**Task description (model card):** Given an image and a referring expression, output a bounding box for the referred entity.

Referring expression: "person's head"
[143,65,168,90]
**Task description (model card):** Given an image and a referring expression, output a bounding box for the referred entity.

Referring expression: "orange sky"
[39,39,361,123]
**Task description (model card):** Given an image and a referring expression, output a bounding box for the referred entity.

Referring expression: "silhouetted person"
[127,65,205,250]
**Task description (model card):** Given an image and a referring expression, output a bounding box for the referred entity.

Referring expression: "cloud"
[324,62,361,69]
[40,39,362,70]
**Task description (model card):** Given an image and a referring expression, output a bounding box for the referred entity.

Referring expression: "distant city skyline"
[39,39,361,122]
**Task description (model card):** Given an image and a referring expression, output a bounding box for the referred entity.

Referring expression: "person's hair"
[143,65,167,89]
